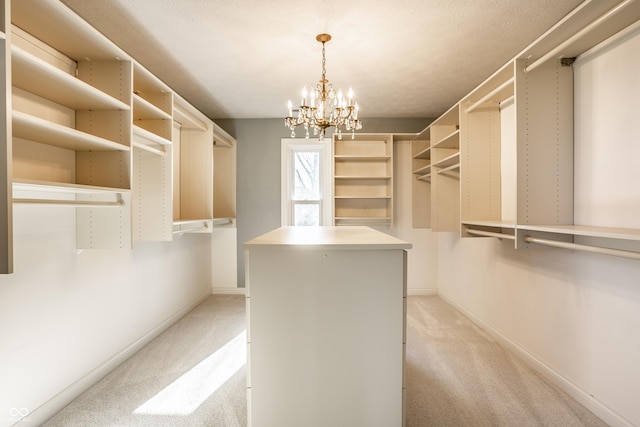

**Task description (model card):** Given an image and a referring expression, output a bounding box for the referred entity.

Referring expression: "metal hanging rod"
[524,0,634,74]
[465,77,515,113]
[13,198,124,208]
[173,226,209,234]
[467,228,516,240]
[172,220,210,234]
[524,235,640,261]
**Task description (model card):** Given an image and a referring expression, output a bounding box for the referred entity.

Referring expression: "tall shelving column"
[213,122,236,223]
[11,0,134,250]
[514,57,574,248]
[132,63,174,241]
[172,95,214,234]
[0,0,11,273]
[411,127,431,229]
[430,105,460,232]
[333,133,393,226]
[459,62,515,240]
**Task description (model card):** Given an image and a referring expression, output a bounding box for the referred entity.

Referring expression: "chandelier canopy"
[285,34,362,141]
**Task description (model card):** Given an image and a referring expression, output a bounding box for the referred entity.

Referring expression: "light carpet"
[43,294,606,426]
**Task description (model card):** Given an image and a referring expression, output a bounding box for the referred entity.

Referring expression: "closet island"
[244,226,411,427]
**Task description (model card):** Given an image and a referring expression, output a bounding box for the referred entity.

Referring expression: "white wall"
[211,223,239,293]
[0,204,212,426]
[436,27,640,427]
[391,141,437,294]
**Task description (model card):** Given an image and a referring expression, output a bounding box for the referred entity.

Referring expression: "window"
[281,139,331,226]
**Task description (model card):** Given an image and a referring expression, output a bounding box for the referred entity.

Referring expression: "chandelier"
[285,33,362,141]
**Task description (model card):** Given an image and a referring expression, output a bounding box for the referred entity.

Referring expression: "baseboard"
[212,286,246,295]
[17,291,212,426]
[407,288,437,296]
[437,290,633,427]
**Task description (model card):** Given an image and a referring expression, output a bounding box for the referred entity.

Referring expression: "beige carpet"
[43,294,606,426]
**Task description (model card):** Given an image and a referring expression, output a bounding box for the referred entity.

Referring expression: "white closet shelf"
[13,179,130,195]
[432,129,460,149]
[13,110,130,152]
[335,217,392,223]
[11,46,130,111]
[133,94,172,120]
[335,196,391,199]
[334,155,392,161]
[432,152,460,169]
[334,175,392,180]
[462,220,516,229]
[412,146,431,159]
[413,164,431,175]
[12,0,129,61]
[132,125,172,147]
[133,62,171,93]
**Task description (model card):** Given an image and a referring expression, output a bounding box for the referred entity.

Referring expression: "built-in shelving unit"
[1,0,237,273]
[131,63,174,242]
[213,123,236,224]
[411,129,431,228]
[430,104,460,232]
[172,96,214,234]
[10,1,133,251]
[413,0,640,262]
[333,133,393,226]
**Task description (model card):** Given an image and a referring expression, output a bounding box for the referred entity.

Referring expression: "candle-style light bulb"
[287,100,293,117]
[301,86,308,106]
[348,87,354,106]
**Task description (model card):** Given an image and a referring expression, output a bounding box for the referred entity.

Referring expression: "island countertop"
[243,225,412,250]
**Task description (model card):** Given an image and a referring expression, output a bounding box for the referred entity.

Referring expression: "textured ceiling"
[61,0,584,120]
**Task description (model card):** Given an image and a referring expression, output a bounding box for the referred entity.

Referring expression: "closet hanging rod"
[465,77,514,113]
[173,225,209,234]
[467,228,516,240]
[574,18,640,64]
[13,198,124,208]
[524,235,640,261]
[524,0,633,74]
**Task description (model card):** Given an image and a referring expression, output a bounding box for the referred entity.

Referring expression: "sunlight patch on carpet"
[134,330,246,416]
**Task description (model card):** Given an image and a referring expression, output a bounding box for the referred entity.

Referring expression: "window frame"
[281,138,332,226]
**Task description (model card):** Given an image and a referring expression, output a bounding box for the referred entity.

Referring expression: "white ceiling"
[61,0,584,120]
